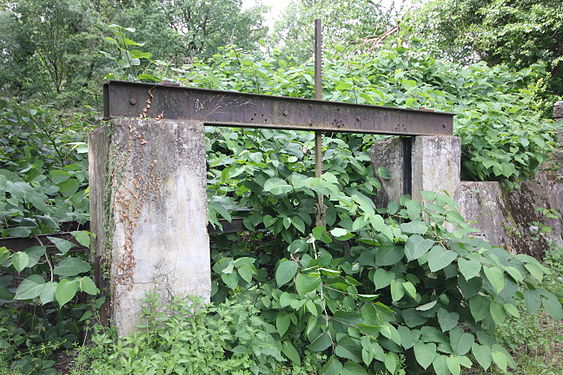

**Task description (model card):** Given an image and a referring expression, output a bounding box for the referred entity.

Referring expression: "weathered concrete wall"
[455,173,562,258]
[370,137,405,207]
[371,128,562,258]
[411,136,461,201]
[89,119,210,336]
[371,135,461,205]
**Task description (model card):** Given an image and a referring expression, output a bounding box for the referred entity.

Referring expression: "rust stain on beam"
[104,81,454,136]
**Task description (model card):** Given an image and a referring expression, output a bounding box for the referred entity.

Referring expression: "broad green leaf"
[39,282,57,305]
[384,352,397,374]
[390,279,404,302]
[447,356,461,375]
[282,341,300,365]
[12,252,29,272]
[295,273,321,296]
[398,326,420,349]
[491,350,508,372]
[361,347,373,366]
[48,170,70,183]
[458,276,482,299]
[414,341,436,369]
[432,355,451,375]
[279,292,298,308]
[53,257,91,276]
[524,289,541,314]
[370,214,393,240]
[375,246,403,266]
[309,332,332,352]
[276,313,291,337]
[71,231,90,248]
[416,300,437,311]
[275,260,298,287]
[484,266,505,294]
[263,215,276,227]
[221,272,238,290]
[306,300,318,316]
[291,216,306,233]
[503,303,520,318]
[237,263,254,283]
[489,303,507,325]
[503,266,523,282]
[288,239,308,253]
[400,221,428,234]
[541,292,563,320]
[342,362,368,375]
[78,277,99,295]
[335,344,361,363]
[437,308,459,332]
[402,281,417,299]
[469,296,489,322]
[472,343,492,370]
[450,332,473,355]
[372,268,393,290]
[458,258,481,280]
[404,235,434,261]
[47,236,75,254]
[55,279,79,307]
[232,257,255,267]
[263,177,292,195]
[321,356,342,375]
[404,200,423,219]
[58,178,80,197]
[524,262,545,283]
[25,246,46,268]
[428,246,457,272]
[380,324,401,345]
[15,274,45,300]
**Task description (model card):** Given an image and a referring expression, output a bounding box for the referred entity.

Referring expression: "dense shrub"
[71,295,325,375]
[164,44,559,182]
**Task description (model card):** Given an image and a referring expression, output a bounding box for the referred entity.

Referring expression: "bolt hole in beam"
[103,81,454,136]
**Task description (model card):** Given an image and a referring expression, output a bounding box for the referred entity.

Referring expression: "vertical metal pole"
[314,18,325,227]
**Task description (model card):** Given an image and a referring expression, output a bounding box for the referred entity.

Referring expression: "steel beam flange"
[104,80,454,136]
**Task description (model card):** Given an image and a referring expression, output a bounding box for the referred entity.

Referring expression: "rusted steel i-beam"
[103,80,454,136]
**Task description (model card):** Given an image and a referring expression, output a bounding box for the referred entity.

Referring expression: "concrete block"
[554,101,563,120]
[455,181,510,246]
[370,137,406,207]
[89,119,210,336]
[456,176,562,258]
[412,136,461,201]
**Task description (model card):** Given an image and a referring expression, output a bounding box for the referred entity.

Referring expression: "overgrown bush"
[0,99,97,237]
[71,294,326,375]
[209,183,562,374]
[162,44,559,183]
[0,99,102,374]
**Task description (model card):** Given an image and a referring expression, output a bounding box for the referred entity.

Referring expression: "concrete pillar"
[371,135,461,205]
[89,119,210,336]
[411,136,461,201]
[370,137,408,207]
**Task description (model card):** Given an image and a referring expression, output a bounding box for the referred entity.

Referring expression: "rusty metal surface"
[0,219,251,253]
[104,80,454,136]
[0,232,87,253]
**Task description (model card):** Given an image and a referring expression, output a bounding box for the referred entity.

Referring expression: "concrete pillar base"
[89,119,210,336]
[371,135,461,205]
[411,136,461,201]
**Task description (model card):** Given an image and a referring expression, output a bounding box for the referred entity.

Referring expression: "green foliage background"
[0,0,561,374]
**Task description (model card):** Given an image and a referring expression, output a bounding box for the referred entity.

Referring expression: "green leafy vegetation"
[1,0,561,373]
[71,294,326,375]
[408,0,563,111]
